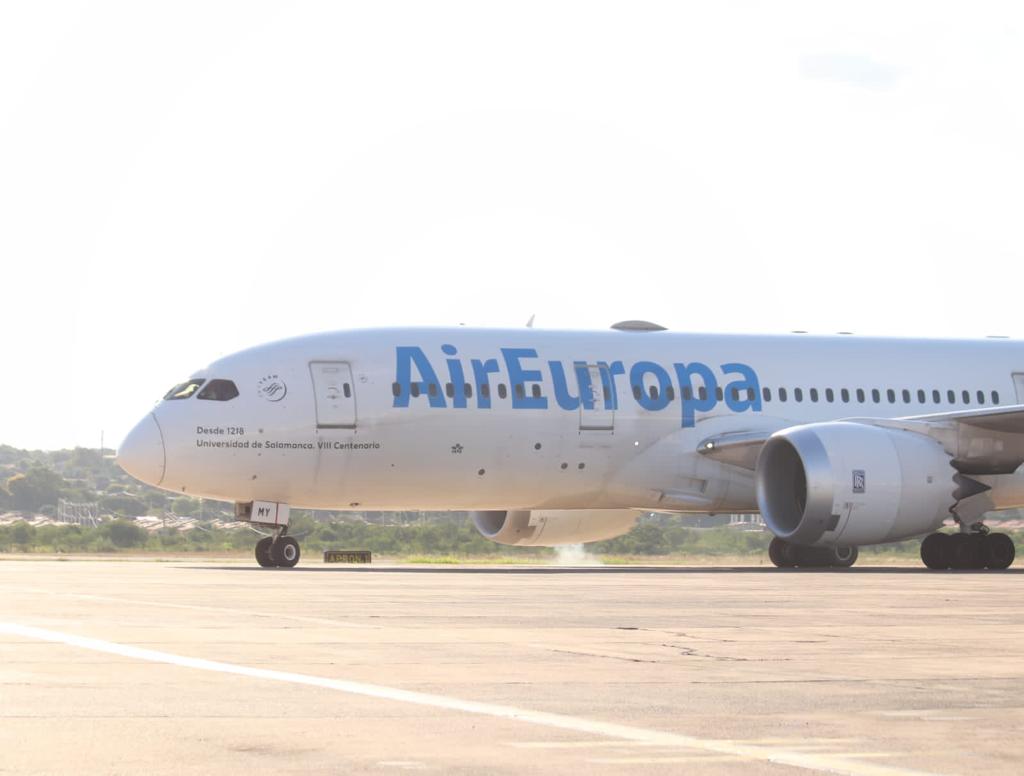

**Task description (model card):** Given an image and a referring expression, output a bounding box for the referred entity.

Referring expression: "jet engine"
[755,422,958,547]
[471,509,641,546]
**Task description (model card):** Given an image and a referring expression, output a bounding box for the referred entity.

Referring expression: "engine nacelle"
[755,422,957,547]
[471,509,641,546]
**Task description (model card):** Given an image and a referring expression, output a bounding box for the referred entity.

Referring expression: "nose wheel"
[254,534,301,568]
[255,537,274,567]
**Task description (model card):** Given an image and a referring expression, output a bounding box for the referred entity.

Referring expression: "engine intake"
[756,422,957,547]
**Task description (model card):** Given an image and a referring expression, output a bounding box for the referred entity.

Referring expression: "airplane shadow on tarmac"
[188,565,1024,575]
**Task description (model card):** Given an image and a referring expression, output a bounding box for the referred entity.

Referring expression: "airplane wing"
[905,404,1024,434]
[698,405,1024,475]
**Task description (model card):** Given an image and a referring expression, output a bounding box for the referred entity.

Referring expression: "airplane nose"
[117,413,166,486]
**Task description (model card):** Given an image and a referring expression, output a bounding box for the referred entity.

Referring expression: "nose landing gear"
[254,530,301,569]
[235,501,300,569]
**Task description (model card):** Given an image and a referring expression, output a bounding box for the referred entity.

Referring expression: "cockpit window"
[197,379,239,402]
[164,379,205,400]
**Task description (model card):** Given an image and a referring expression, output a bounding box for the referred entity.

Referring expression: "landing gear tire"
[831,546,859,568]
[255,537,275,568]
[985,532,1016,570]
[769,538,858,568]
[920,532,950,570]
[948,533,979,570]
[920,531,1016,571]
[769,537,796,568]
[272,536,301,568]
[795,546,833,567]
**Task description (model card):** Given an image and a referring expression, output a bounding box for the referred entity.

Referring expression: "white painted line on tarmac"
[0,621,935,776]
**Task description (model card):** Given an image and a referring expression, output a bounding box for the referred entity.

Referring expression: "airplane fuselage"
[124,327,1024,517]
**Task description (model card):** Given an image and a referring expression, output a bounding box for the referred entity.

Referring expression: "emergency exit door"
[310,362,357,429]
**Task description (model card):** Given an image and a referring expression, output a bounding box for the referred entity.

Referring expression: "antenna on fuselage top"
[526,314,535,328]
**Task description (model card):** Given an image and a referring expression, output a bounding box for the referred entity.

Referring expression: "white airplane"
[116,323,1024,570]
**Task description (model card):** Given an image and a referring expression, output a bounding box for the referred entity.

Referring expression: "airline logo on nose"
[257,375,288,402]
[391,345,762,428]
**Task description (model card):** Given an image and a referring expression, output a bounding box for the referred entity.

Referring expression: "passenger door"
[579,363,614,432]
[1014,373,1024,404]
[310,362,357,429]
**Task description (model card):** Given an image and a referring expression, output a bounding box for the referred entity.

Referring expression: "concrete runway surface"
[2,559,1024,775]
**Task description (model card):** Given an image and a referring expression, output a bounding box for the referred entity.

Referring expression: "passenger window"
[917,389,925,404]
[650,385,660,400]
[763,387,772,402]
[779,388,788,402]
[872,389,880,403]
[932,390,940,403]
[747,388,756,401]
[428,383,438,397]
[977,390,985,405]
[683,387,694,401]
[826,388,834,403]
[465,383,474,399]
[411,384,421,398]
[948,390,956,404]
[730,388,739,402]
[197,379,239,401]
[887,389,896,403]
[445,383,455,398]
[515,384,525,399]
[715,387,724,401]
[901,389,910,403]
[962,390,971,404]
[343,383,351,399]
[993,390,1000,404]
[392,382,401,397]
[164,379,205,400]
[666,386,675,401]
[481,383,491,399]
[532,384,541,399]
[794,388,803,402]
[698,387,708,401]
[809,388,819,402]
[632,385,642,400]
[498,384,508,399]
[840,388,849,403]
[856,388,865,403]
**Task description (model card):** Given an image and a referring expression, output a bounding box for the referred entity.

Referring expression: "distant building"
[728,513,766,530]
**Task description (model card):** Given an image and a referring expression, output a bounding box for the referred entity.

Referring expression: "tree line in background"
[1,445,1017,559]
[0,445,774,557]
[0,512,963,558]
[0,445,212,518]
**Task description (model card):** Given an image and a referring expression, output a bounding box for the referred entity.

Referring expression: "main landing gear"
[255,529,301,569]
[920,530,1014,570]
[768,538,859,568]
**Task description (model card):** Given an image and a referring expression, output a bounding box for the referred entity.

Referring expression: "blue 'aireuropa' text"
[392,345,761,428]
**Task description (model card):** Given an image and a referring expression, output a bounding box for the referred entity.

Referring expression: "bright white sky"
[2,2,1023,451]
